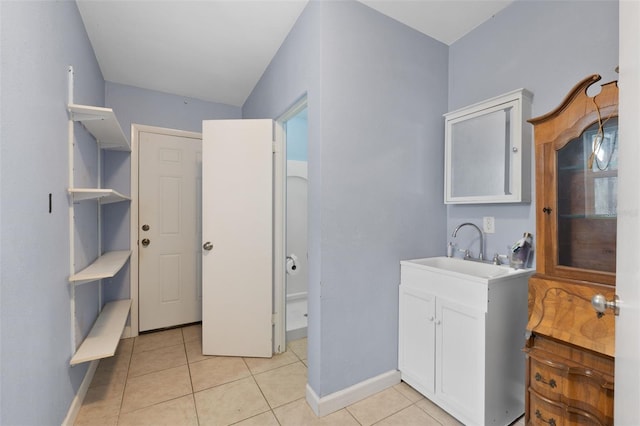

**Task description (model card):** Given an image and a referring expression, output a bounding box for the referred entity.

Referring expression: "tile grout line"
[344,405,364,425]
[244,341,306,425]
[117,341,196,421]
[242,356,280,424]
[181,328,201,426]
[89,326,312,425]
[115,339,135,425]
[84,329,469,426]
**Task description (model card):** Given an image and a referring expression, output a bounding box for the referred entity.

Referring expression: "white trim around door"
[129,124,202,337]
[274,95,308,354]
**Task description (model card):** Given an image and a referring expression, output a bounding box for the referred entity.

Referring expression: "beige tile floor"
[74,324,525,425]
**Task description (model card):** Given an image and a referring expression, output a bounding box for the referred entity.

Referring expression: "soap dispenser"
[510,232,533,269]
[447,242,455,258]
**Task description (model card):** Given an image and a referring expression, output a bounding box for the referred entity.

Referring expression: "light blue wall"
[243,0,324,390]
[105,81,242,140]
[286,112,308,161]
[446,0,619,262]
[0,1,105,423]
[243,0,448,397]
[102,82,241,304]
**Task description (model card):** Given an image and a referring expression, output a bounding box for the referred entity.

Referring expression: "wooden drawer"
[529,390,604,426]
[564,372,613,425]
[525,337,614,426]
[529,357,564,400]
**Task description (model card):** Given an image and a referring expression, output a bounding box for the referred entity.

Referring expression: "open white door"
[202,119,273,358]
[614,3,640,422]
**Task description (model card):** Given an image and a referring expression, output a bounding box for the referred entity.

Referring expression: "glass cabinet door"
[556,118,618,274]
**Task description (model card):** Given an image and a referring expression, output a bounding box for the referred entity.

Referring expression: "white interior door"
[139,130,202,332]
[202,119,273,358]
[614,3,640,421]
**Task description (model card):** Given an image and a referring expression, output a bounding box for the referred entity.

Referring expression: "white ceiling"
[76,0,513,107]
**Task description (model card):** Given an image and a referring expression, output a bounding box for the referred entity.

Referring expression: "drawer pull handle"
[535,372,557,388]
[535,409,557,426]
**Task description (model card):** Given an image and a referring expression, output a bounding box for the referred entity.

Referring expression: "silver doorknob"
[203,241,213,251]
[141,238,150,247]
[591,294,620,316]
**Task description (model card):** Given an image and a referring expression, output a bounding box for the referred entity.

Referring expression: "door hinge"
[272,141,277,153]
[271,313,277,325]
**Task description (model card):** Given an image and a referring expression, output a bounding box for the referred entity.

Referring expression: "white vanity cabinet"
[398,259,531,426]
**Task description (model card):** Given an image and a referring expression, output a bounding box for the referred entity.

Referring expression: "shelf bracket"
[67,65,74,106]
[69,111,107,122]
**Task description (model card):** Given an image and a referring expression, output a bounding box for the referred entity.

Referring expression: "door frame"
[273,95,308,353]
[614,2,640,421]
[129,124,202,337]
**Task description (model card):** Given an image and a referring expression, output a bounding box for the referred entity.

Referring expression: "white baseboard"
[306,370,401,417]
[62,360,99,426]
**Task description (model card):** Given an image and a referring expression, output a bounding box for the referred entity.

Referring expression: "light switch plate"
[483,216,495,234]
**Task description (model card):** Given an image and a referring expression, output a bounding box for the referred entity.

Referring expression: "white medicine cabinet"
[444,88,533,204]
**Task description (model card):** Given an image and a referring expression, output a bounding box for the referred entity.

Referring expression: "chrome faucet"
[452,222,484,261]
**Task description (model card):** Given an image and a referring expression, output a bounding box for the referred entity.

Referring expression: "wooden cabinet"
[525,331,614,426]
[525,75,617,425]
[399,261,531,425]
[531,75,618,286]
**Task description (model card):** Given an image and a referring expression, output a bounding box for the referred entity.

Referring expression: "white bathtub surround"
[286,160,308,294]
[286,292,307,341]
[286,159,308,341]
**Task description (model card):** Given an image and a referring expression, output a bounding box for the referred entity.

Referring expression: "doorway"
[130,124,203,336]
[284,107,308,341]
[129,115,304,352]
[273,97,309,350]
[138,129,203,331]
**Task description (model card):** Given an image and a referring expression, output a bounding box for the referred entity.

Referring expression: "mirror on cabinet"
[444,88,533,204]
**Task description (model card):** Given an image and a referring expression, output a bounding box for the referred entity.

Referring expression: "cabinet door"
[530,77,618,286]
[436,297,485,422]
[399,286,436,394]
[543,118,618,285]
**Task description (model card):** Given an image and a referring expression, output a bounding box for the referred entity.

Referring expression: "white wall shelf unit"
[69,250,132,285]
[67,65,131,366]
[68,103,130,151]
[69,299,132,366]
[69,188,130,204]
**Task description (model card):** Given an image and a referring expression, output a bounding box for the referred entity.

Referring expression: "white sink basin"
[401,256,531,281]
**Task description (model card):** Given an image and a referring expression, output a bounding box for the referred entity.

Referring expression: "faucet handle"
[492,253,509,265]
